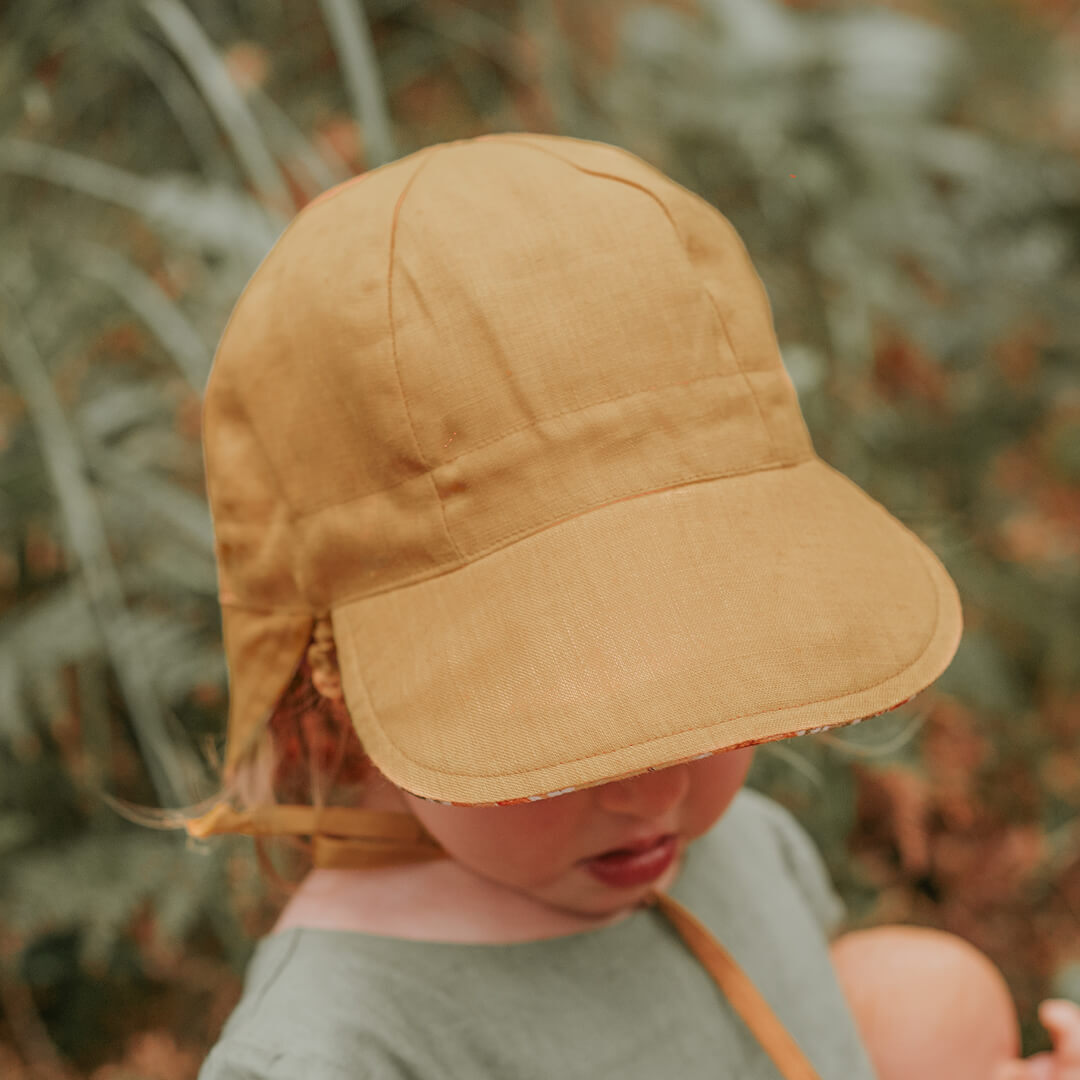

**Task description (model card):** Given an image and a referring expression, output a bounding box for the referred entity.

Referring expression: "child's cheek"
[485,801,591,879]
[683,747,755,837]
[409,797,587,883]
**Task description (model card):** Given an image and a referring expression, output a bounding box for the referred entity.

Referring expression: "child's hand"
[993,1000,1080,1080]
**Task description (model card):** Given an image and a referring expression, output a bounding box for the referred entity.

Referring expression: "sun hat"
[189,130,962,810]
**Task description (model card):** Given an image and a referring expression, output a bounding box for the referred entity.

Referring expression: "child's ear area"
[311,668,344,701]
[308,616,345,700]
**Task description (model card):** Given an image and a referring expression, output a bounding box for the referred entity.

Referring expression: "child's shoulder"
[198,928,421,1080]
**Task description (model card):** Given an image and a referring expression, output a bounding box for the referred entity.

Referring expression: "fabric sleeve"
[198,1039,413,1080]
[744,789,848,941]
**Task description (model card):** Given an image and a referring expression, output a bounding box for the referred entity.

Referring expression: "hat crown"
[203,134,813,613]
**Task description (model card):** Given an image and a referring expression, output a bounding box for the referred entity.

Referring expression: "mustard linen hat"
[202,131,963,808]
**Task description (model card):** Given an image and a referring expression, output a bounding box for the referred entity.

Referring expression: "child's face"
[393,748,754,918]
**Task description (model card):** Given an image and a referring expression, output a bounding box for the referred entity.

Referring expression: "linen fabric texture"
[197,789,878,1080]
[202,131,963,807]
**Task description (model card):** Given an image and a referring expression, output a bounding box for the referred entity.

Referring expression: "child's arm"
[829,925,1020,1080]
[993,999,1080,1080]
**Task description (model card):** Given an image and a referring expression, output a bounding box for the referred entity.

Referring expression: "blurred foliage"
[0,0,1078,1074]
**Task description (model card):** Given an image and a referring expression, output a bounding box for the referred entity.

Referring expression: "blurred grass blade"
[405,4,533,83]
[0,136,153,210]
[0,287,196,808]
[76,243,211,390]
[516,0,583,132]
[124,34,235,183]
[824,7,961,118]
[88,444,215,555]
[0,137,278,261]
[319,0,397,167]
[0,650,33,743]
[247,86,351,195]
[142,0,294,216]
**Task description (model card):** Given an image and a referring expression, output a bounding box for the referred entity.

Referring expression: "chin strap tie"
[641,888,824,1080]
[185,804,823,1080]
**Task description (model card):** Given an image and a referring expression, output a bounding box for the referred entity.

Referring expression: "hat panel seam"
[279,365,780,522]
[438,370,744,465]
[390,140,736,484]
[201,145,432,444]
[498,133,697,203]
[694,261,780,462]
[472,136,780,463]
[301,141,441,214]
[207,363,310,611]
[385,142,466,564]
[207,144,445,554]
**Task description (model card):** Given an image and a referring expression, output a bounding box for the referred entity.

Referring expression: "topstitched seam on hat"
[217,456,813,612]
[211,365,307,593]
[431,368,749,468]
[363,602,938,784]
[298,159,441,480]
[477,137,781,463]
[507,135,785,461]
[695,260,780,463]
[205,151,443,528]
[349,528,943,782]
[411,709,887,806]
[494,133,679,193]
[303,140,445,214]
[384,141,467,565]
[280,367,784,522]
[203,149,430,406]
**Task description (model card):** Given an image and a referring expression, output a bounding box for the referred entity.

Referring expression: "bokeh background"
[1,0,1078,1075]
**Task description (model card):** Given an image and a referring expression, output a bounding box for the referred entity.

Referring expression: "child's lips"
[584,832,674,860]
[580,834,679,888]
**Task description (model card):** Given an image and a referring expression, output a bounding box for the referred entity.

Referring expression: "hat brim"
[333,456,962,806]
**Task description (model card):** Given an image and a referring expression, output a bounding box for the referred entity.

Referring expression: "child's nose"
[593,763,691,820]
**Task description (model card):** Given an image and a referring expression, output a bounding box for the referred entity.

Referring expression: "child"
[180,131,1047,1078]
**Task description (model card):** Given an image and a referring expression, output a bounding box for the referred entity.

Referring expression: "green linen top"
[198,787,878,1079]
